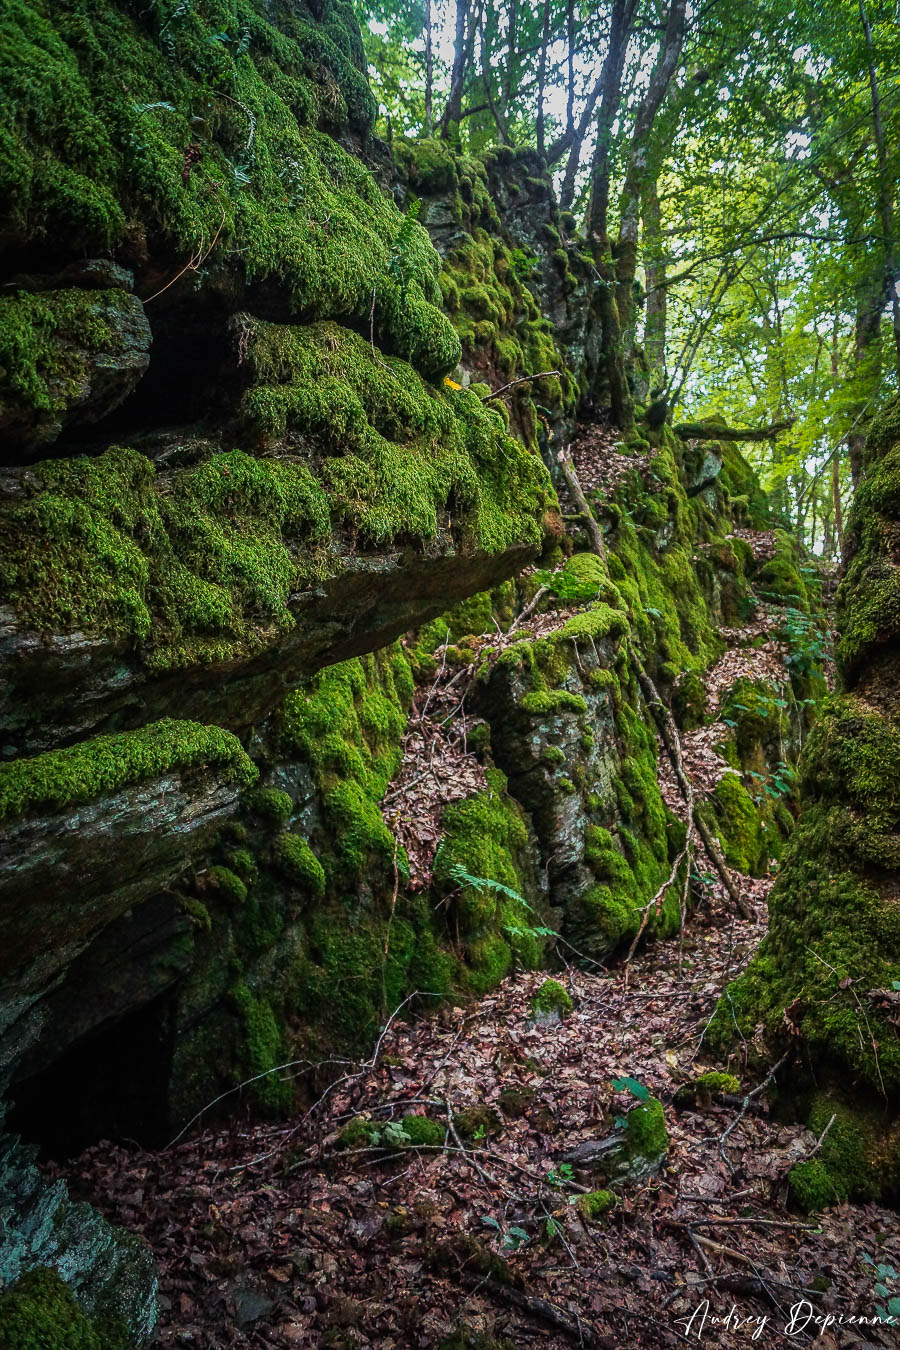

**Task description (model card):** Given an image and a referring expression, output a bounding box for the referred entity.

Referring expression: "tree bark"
[536,1,551,158]
[642,175,667,397]
[439,0,472,139]
[859,0,900,380]
[613,0,687,351]
[424,0,434,135]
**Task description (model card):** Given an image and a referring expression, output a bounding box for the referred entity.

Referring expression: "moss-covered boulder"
[0,1126,157,1347]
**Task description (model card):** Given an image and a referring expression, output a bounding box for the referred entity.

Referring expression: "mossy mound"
[530,978,573,1020]
[575,1189,617,1220]
[0,1267,128,1350]
[624,1096,668,1163]
[789,1094,900,1210]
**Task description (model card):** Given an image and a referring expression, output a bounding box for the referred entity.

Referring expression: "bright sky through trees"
[356,0,900,557]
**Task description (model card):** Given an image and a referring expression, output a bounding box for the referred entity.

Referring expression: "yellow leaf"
[443,377,462,389]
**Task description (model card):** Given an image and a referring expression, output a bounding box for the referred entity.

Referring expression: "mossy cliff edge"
[0,0,557,757]
[0,0,830,1339]
[712,396,900,1204]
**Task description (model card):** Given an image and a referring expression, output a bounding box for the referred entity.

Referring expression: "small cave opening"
[48,293,242,462]
[7,994,177,1162]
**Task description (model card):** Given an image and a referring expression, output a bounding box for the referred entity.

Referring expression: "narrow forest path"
[60,877,897,1350]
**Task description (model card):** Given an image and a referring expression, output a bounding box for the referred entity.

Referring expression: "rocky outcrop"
[0,1122,158,1345]
[713,396,900,1204]
[0,0,831,1334]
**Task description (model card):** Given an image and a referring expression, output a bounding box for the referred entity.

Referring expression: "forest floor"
[62,882,898,1350]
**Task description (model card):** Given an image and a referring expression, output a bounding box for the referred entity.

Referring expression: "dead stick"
[482,370,561,401]
[458,1273,616,1350]
[557,448,607,558]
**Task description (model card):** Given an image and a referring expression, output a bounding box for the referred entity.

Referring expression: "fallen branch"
[557,447,607,558]
[482,370,560,401]
[717,1048,792,1170]
[674,418,795,442]
[456,1272,617,1350]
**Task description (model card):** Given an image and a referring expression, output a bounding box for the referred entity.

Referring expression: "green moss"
[224,847,257,884]
[713,772,766,876]
[0,442,331,666]
[338,1116,381,1149]
[0,717,255,822]
[279,648,411,881]
[272,832,326,898]
[756,530,808,608]
[206,865,248,905]
[575,1189,617,1220]
[711,692,900,1099]
[674,1071,740,1107]
[454,1105,502,1139]
[400,1114,445,1147]
[244,787,293,825]
[531,978,572,1018]
[0,287,138,429]
[242,319,551,553]
[624,1096,668,1160]
[789,1159,838,1212]
[232,981,292,1114]
[0,1267,127,1350]
[520,690,587,717]
[695,1071,740,1094]
[0,11,553,653]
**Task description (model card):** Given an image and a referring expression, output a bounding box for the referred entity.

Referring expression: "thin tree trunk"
[642,175,667,397]
[565,0,576,141]
[614,0,687,352]
[440,0,471,138]
[830,324,845,555]
[424,0,434,135]
[536,1,551,157]
[479,4,509,143]
[504,0,518,111]
[586,0,636,246]
[859,0,900,378]
[584,0,638,426]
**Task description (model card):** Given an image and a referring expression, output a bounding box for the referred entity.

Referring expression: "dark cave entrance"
[7,994,176,1161]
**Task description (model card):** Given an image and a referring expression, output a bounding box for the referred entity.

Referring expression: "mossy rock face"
[715,398,900,1198]
[0,4,555,762]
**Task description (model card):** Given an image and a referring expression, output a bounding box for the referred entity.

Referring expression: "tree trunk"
[536,1,551,158]
[859,0,900,380]
[440,0,471,140]
[424,0,434,135]
[583,0,638,427]
[642,176,667,398]
[613,0,687,353]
